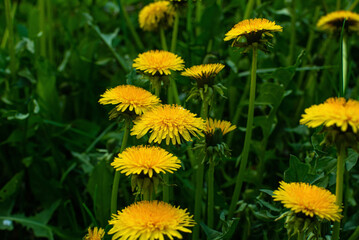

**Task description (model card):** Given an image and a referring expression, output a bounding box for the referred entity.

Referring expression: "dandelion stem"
[336,0,341,10]
[168,13,181,105]
[192,99,208,240]
[228,45,258,219]
[171,12,180,52]
[332,145,347,240]
[207,158,215,228]
[118,0,144,50]
[160,27,168,51]
[39,0,47,58]
[46,0,54,63]
[163,174,170,202]
[288,0,296,65]
[195,0,202,35]
[170,77,181,105]
[110,119,130,214]
[243,0,255,19]
[341,34,348,97]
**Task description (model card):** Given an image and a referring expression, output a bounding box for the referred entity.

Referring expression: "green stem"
[153,77,161,98]
[118,0,144,50]
[46,0,54,62]
[192,99,209,240]
[336,0,341,10]
[160,27,168,51]
[186,0,194,65]
[39,0,47,58]
[228,45,258,219]
[243,0,255,19]
[4,0,15,90]
[332,145,347,240]
[163,174,169,202]
[207,159,215,228]
[170,77,181,105]
[171,12,180,52]
[298,231,305,240]
[195,0,202,35]
[143,187,152,201]
[110,119,130,214]
[341,34,348,97]
[288,0,296,65]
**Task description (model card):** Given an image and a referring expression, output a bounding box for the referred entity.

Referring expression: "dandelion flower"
[84,227,105,240]
[300,97,359,133]
[131,104,205,145]
[273,181,342,221]
[99,85,160,116]
[108,200,195,240]
[111,145,181,178]
[317,10,359,32]
[133,50,185,76]
[205,118,236,136]
[182,63,225,87]
[224,18,282,47]
[139,1,175,31]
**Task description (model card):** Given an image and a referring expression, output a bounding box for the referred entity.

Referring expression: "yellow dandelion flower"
[83,227,105,240]
[139,1,175,31]
[317,10,359,32]
[108,201,195,240]
[131,104,205,145]
[273,181,342,221]
[300,97,359,133]
[224,18,282,46]
[99,85,160,116]
[182,63,225,83]
[205,118,236,136]
[133,50,185,76]
[111,145,181,178]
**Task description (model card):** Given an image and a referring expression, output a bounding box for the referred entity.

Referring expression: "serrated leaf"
[284,155,317,183]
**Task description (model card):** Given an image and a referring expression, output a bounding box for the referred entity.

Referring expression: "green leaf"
[0,200,60,240]
[0,171,24,202]
[87,160,113,227]
[284,155,316,183]
[346,149,358,172]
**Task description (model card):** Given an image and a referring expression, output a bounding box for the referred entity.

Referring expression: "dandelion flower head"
[99,85,160,116]
[273,181,342,221]
[182,63,225,87]
[131,104,205,145]
[139,1,175,31]
[111,145,181,178]
[133,50,185,76]
[108,200,195,240]
[205,118,236,136]
[317,10,359,32]
[300,97,359,133]
[224,18,282,46]
[84,227,105,240]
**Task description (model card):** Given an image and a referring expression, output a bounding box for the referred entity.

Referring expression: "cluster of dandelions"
[90,1,359,239]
